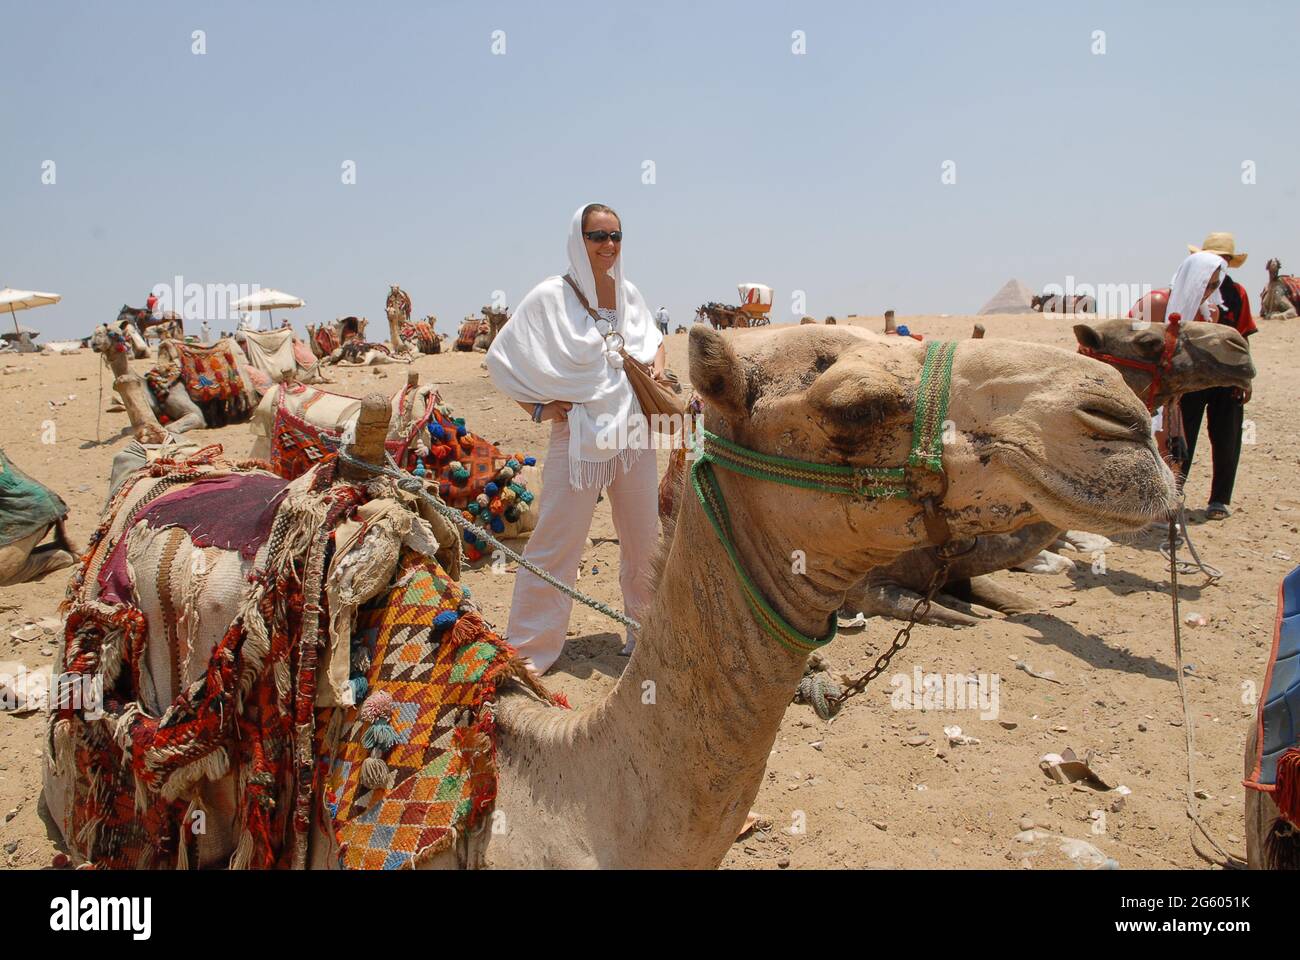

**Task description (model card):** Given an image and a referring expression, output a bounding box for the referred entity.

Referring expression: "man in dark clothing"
[1179,233,1257,520]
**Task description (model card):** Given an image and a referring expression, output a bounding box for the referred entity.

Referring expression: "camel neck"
[493,481,814,868]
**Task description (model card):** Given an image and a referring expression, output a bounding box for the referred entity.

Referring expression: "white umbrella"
[231,288,305,329]
[0,288,61,337]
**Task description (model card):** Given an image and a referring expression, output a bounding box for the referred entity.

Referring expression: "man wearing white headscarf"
[486,203,665,673]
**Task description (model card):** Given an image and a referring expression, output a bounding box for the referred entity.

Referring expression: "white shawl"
[1169,251,1226,323]
[486,205,664,490]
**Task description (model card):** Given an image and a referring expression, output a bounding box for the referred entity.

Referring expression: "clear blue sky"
[3,0,1297,339]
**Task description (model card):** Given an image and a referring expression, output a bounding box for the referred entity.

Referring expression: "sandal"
[1206,502,1231,521]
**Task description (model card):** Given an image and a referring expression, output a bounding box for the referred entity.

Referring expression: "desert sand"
[1,312,1295,869]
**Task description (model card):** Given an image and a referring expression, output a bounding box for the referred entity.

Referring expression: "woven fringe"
[1275,748,1300,828]
[160,746,229,804]
[51,718,74,780]
[235,581,270,702]
[229,827,255,871]
[176,793,204,870]
[98,624,126,693]
[178,550,210,681]
[499,656,560,704]
[568,445,641,492]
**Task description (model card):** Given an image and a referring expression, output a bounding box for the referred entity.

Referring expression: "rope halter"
[1076,313,1182,413]
[690,339,968,655]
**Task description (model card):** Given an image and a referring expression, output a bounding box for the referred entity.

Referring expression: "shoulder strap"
[562,274,603,324]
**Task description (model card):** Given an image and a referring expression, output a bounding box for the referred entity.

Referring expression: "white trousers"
[506,421,659,674]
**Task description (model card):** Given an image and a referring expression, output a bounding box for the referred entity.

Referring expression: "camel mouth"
[992,441,1174,534]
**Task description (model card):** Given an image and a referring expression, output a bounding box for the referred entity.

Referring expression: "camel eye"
[1134,331,1163,355]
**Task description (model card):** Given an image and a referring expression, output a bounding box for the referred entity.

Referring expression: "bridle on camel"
[690,340,975,694]
[1075,313,1182,413]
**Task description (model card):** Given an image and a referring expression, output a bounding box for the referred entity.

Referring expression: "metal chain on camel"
[794,562,951,721]
[1167,516,1246,869]
[330,444,642,632]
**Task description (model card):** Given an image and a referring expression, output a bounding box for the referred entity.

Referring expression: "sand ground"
[0,312,1294,869]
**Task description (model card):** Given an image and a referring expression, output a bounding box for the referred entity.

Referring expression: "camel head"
[688,325,1173,581]
[1267,258,1282,280]
[1073,318,1254,408]
[90,323,113,354]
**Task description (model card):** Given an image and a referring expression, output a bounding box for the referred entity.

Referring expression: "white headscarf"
[486,205,663,490]
[1168,251,1226,324]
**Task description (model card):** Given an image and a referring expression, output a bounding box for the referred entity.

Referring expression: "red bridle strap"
[1076,314,1182,413]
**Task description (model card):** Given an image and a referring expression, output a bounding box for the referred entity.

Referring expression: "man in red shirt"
[1180,233,1255,519]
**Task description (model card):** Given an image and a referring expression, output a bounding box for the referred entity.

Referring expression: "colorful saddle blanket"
[455,319,483,350]
[173,341,246,403]
[319,550,557,868]
[1246,565,1300,826]
[314,327,339,356]
[0,448,68,548]
[401,320,439,352]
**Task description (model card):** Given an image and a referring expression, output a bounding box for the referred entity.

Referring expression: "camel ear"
[1073,324,1102,351]
[689,326,748,415]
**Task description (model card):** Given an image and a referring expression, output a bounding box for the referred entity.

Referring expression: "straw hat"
[1188,232,1247,268]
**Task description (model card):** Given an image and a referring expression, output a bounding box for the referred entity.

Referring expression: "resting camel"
[1260,259,1300,320]
[90,325,207,434]
[841,318,1255,625]
[306,316,369,361]
[45,325,1175,869]
[108,312,152,359]
[249,378,445,463]
[1031,294,1096,314]
[0,450,77,586]
[383,284,426,356]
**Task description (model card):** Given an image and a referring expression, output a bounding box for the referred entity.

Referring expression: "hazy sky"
[3,0,1298,339]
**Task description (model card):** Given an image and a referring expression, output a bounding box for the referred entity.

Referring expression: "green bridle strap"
[689,339,959,654]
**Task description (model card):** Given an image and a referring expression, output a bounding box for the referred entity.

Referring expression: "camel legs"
[842,577,997,627]
[0,526,75,587]
[163,392,207,433]
[950,575,1036,616]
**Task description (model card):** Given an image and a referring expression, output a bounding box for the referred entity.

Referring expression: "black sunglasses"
[583,230,623,243]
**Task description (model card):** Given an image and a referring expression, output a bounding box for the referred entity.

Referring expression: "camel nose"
[1075,402,1149,444]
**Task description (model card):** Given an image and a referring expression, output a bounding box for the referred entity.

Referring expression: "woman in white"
[485,203,666,674]
[1167,250,1225,324]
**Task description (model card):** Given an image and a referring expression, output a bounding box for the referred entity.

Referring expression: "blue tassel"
[429,422,446,441]
[897,324,911,337]
[464,529,478,544]
[434,610,460,633]
[349,675,369,703]
[490,517,505,533]
[485,482,499,496]
[523,456,537,466]
[363,718,399,752]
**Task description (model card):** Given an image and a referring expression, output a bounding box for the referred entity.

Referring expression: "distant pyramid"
[977,279,1036,315]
